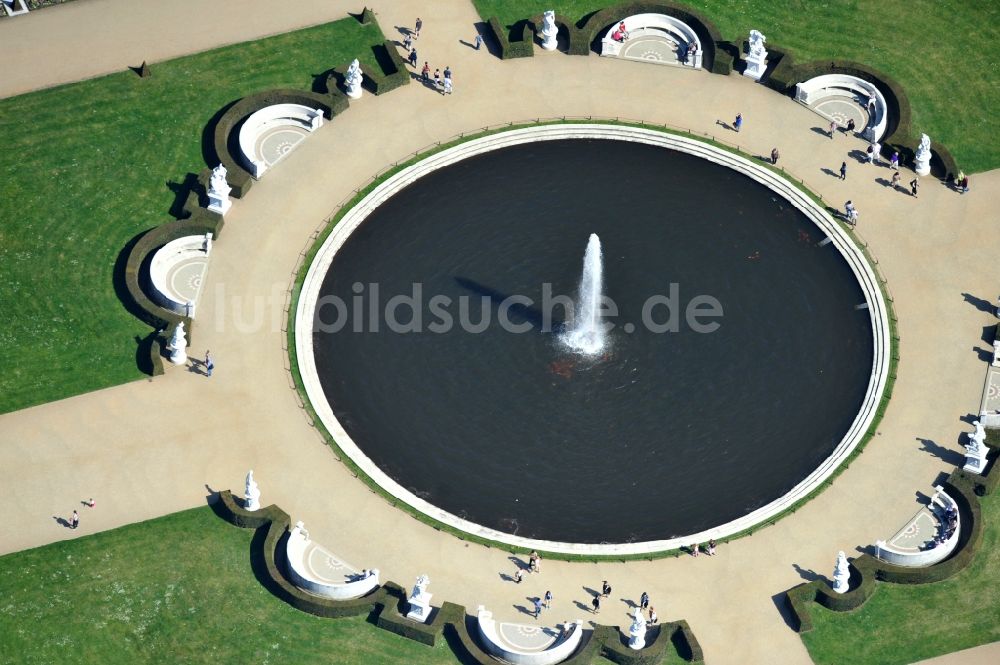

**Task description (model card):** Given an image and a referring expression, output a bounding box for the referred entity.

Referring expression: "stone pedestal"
[346,79,362,99]
[406,591,434,622]
[964,450,988,475]
[207,190,232,216]
[743,53,767,81]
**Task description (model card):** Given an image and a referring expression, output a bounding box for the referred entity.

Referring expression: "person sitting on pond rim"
[601,580,611,597]
[529,550,540,572]
[707,539,717,555]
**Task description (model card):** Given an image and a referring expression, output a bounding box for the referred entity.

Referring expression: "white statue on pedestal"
[245,469,261,511]
[344,59,363,99]
[832,551,851,594]
[207,164,232,215]
[914,133,932,176]
[406,574,434,623]
[743,29,768,81]
[993,340,1000,367]
[166,321,187,365]
[540,10,558,51]
[964,421,990,474]
[628,607,646,650]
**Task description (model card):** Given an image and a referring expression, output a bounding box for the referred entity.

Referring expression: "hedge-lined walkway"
[2,1,1000,663]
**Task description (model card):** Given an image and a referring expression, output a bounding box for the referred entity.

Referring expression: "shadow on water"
[454,277,564,330]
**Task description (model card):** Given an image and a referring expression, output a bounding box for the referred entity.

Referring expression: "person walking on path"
[70,510,79,529]
[205,351,214,377]
[844,200,858,226]
[829,120,837,138]
[846,118,856,133]
[403,34,412,51]
[591,595,601,614]
[891,171,901,190]
[733,113,743,132]
[909,178,919,197]
[442,77,453,95]
[415,18,422,38]
[770,148,779,165]
[421,62,430,83]
[647,607,659,626]
[889,151,900,170]
[85,498,96,508]
[474,33,483,50]
[433,68,441,90]
[640,591,650,609]
[533,597,542,618]
[601,580,612,598]
[444,66,452,82]
[544,590,553,609]
[866,144,875,164]
[409,48,418,68]
[839,161,847,180]
[871,142,882,165]
[513,569,523,584]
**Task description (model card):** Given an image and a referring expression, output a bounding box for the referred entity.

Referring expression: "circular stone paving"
[165,255,207,304]
[814,97,869,131]
[301,130,883,547]
[621,37,678,63]
[258,125,309,166]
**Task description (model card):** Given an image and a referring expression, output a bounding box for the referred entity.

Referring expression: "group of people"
[419,62,454,94]
[928,505,959,549]
[611,20,629,43]
[690,539,717,556]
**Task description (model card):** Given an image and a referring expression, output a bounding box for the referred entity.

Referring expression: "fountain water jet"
[562,233,607,355]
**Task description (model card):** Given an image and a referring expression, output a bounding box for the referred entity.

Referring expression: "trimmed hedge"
[486,16,535,59]
[359,40,411,95]
[577,2,729,74]
[215,490,704,662]
[783,459,1000,632]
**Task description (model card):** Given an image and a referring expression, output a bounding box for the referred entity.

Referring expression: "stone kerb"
[295,123,892,555]
[475,606,584,665]
[600,13,703,68]
[795,74,888,142]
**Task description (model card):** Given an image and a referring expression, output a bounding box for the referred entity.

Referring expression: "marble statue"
[411,574,430,599]
[964,420,989,474]
[245,469,261,511]
[291,520,310,541]
[406,573,434,623]
[914,133,932,176]
[628,607,646,650]
[540,10,558,51]
[166,321,187,365]
[344,58,363,99]
[744,29,768,81]
[832,551,851,594]
[207,164,232,215]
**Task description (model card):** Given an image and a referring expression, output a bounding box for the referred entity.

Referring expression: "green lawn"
[0,506,681,664]
[800,489,1000,664]
[0,507,460,664]
[473,0,1000,174]
[0,18,383,415]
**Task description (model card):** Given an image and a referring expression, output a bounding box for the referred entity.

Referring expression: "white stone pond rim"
[293,124,893,556]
